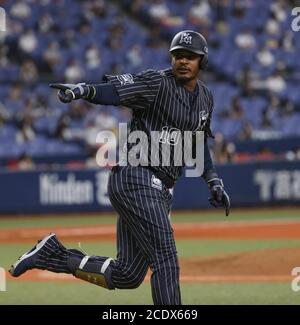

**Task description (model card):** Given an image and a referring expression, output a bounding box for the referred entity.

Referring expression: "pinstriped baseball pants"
[108,166,181,305]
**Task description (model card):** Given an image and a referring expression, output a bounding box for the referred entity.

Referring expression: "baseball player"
[10,30,230,305]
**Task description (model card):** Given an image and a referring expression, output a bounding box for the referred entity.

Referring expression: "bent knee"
[115,272,146,289]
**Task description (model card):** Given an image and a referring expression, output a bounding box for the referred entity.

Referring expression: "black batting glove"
[49,83,90,103]
[207,178,230,216]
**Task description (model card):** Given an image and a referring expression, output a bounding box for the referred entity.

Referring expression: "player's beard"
[176,75,194,84]
[174,67,198,85]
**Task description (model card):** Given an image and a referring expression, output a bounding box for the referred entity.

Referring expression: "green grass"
[183,283,300,305]
[1,281,298,305]
[1,208,300,305]
[174,208,300,223]
[1,208,300,229]
[0,214,117,229]
[177,239,300,258]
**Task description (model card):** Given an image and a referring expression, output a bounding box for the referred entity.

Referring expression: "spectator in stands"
[279,99,294,117]
[0,44,8,68]
[78,21,93,41]
[4,83,24,123]
[109,17,125,39]
[1,0,299,170]
[219,95,244,120]
[10,0,31,19]
[86,0,107,18]
[252,67,287,95]
[85,44,102,69]
[61,28,76,49]
[265,71,286,94]
[235,28,256,50]
[211,132,236,164]
[148,0,183,27]
[19,59,38,84]
[7,82,23,102]
[256,46,275,67]
[237,64,254,95]
[126,44,143,69]
[239,121,253,141]
[37,13,56,33]
[261,108,273,128]
[188,0,211,27]
[0,102,10,126]
[17,153,35,171]
[231,0,249,19]
[148,0,171,21]
[16,115,36,143]
[229,95,244,119]
[43,41,62,74]
[18,29,38,55]
[64,59,85,83]
[286,149,300,161]
[54,114,71,140]
[106,18,125,57]
[279,31,295,52]
[265,12,281,36]
[128,0,144,15]
[270,0,288,23]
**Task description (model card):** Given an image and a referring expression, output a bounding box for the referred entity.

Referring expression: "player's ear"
[170,53,176,66]
[198,56,203,69]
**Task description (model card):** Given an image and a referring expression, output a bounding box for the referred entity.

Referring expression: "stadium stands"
[0,0,299,168]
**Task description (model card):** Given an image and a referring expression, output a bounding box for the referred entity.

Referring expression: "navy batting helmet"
[169,30,208,70]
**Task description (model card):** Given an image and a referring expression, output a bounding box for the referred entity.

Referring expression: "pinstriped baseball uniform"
[104,69,214,304]
[10,30,229,305]
[9,68,215,305]
[105,69,213,180]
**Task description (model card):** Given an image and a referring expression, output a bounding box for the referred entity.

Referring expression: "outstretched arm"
[50,70,162,110]
[49,82,121,106]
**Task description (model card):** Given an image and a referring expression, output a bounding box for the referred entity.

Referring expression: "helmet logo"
[204,46,208,53]
[179,32,192,45]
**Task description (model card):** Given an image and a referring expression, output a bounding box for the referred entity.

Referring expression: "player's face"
[171,50,202,83]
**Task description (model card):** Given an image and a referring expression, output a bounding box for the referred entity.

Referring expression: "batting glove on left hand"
[207,178,230,216]
[49,83,89,103]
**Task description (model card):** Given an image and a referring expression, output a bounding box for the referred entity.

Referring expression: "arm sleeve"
[205,90,214,139]
[203,139,214,172]
[201,139,218,181]
[85,83,121,106]
[200,87,218,182]
[103,69,162,110]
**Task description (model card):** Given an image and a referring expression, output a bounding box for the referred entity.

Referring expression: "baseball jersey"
[104,69,214,181]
